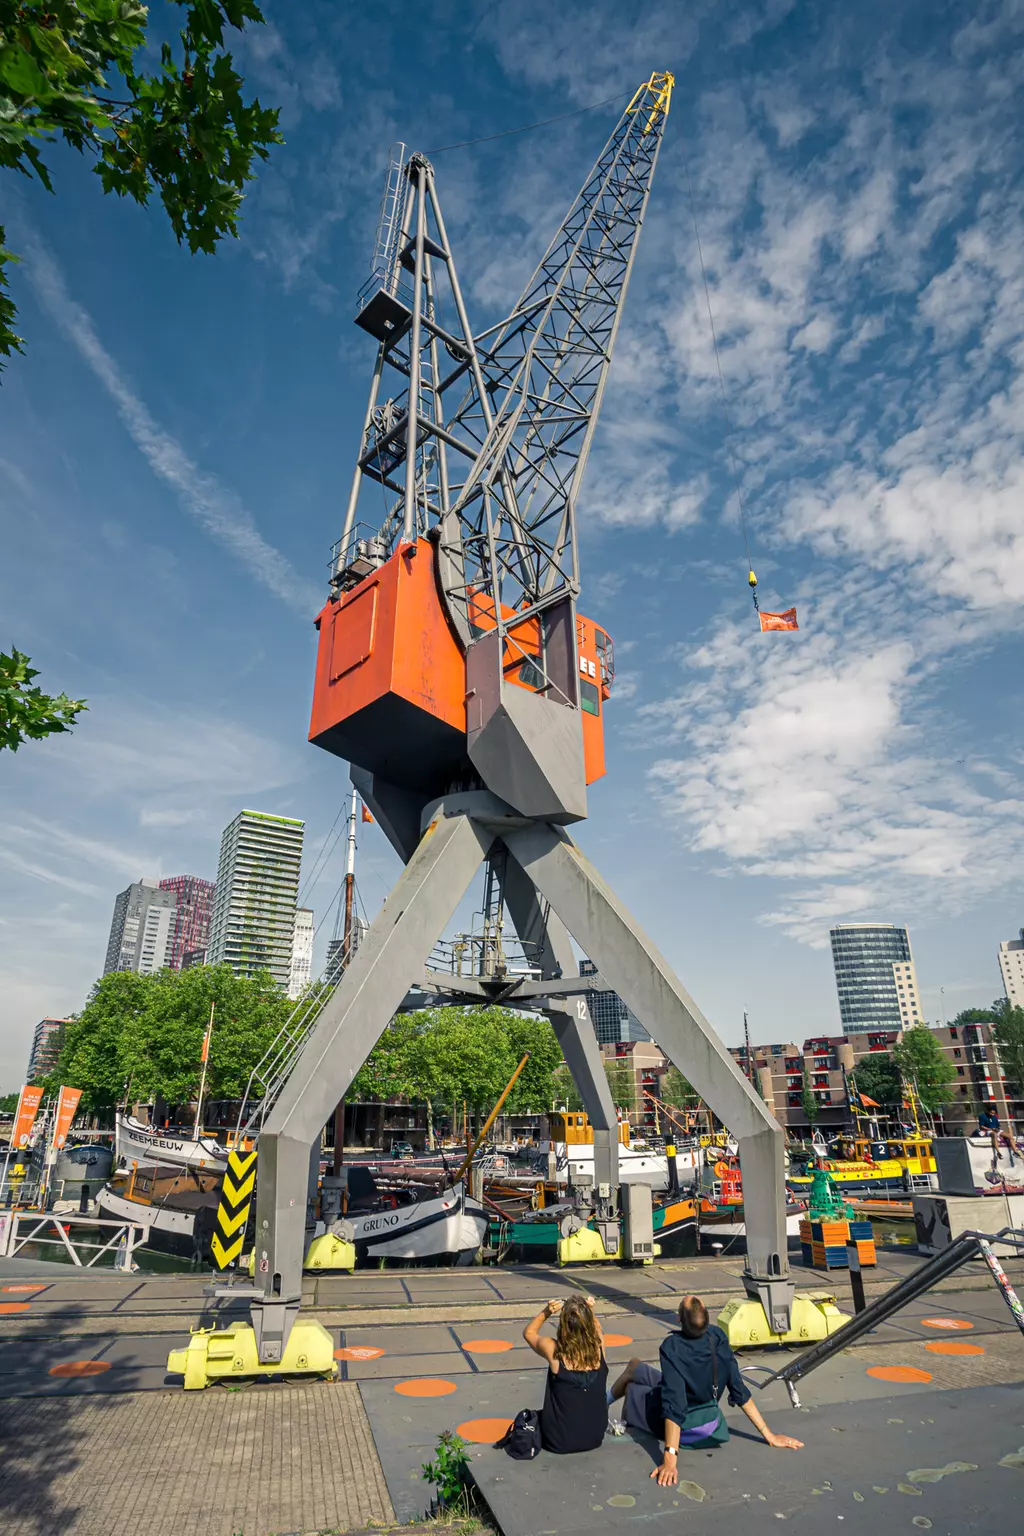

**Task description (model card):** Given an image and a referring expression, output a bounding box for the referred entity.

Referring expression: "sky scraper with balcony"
[159,875,215,969]
[206,811,304,990]
[830,923,922,1034]
[103,878,177,975]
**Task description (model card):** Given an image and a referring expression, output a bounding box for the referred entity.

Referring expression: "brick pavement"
[0,1383,395,1536]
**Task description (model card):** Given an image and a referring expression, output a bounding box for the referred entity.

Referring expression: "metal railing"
[234,975,340,1142]
[0,1210,151,1271]
[744,1226,1024,1407]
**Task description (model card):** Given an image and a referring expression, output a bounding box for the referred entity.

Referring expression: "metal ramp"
[746,1227,1024,1406]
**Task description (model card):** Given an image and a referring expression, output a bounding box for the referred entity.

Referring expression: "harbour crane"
[207,72,795,1376]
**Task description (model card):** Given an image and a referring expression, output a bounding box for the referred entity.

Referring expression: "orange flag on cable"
[362,806,375,824]
[759,607,799,632]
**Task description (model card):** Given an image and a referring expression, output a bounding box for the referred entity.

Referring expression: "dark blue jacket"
[658,1325,750,1428]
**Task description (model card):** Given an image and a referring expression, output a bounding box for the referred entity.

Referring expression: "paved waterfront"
[0,1249,1021,1534]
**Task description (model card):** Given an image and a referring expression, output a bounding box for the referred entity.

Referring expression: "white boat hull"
[542,1143,702,1190]
[115,1114,228,1173]
[333,1185,488,1263]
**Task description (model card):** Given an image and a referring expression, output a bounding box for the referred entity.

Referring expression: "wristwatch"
[662,1445,677,1456]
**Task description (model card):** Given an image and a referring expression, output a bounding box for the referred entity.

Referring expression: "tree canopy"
[0,0,282,368]
[44,963,295,1110]
[893,1025,956,1113]
[991,1001,1024,1102]
[46,979,576,1121]
[849,1050,902,1109]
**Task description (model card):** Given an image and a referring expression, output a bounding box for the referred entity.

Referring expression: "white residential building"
[288,908,315,999]
[892,959,924,1030]
[103,879,177,975]
[999,931,1024,1005]
[207,810,304,991]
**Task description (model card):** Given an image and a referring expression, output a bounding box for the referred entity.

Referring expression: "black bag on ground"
[494,1408,542,1459]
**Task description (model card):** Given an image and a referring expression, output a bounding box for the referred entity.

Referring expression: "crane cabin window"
[580,678,600,715]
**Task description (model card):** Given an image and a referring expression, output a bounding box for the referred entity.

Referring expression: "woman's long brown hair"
[555,1295,602,1371]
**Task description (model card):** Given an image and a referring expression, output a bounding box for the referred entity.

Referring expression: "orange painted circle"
[48,1361,111,1378]
[602,1333,634,1348]
[462,1339,513,1354]
[335,1346,385,1361]
[866,1365,933,1383]
[457,1416,514,1444]
[394,1378,458,1398]
[0,1303,30,1314]
[920,1317,973,1330]
[925,1340,984,1356]
[2,1285,44,1294]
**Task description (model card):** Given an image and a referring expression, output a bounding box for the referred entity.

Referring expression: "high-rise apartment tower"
[288,908,315,999]
[998,930,1024,1006]
[579,958,651,1044]
[27,1017,67,1081]
[159,875,215,969]
[830,923,922,1034]
[206,811,304,990]
[103,879,177,975]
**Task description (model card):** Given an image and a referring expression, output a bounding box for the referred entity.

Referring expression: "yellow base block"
[717,1291,850,1348]
[558,1227,617,1264]
[167,1320,338,1391]
[304,1233,357,1272]
[556,1228,663,1264]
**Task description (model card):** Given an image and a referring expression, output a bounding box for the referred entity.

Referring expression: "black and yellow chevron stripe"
[211,1149,257,1269]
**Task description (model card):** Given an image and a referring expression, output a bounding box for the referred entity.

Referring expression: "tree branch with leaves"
[0,0,283,369]
[0,646,86,750]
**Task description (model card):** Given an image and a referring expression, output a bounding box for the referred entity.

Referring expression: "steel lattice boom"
[438,71,673,646]
[334,72,673,661]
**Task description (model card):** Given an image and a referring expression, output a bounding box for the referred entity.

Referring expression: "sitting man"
[608,1294,803,1485]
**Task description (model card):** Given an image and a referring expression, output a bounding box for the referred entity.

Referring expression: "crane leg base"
[304,1234,357,1271]
[718,1292,850,1348]
[166,1320,338,1391]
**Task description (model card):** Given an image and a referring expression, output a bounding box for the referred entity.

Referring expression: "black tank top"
[540,1358,608,1453]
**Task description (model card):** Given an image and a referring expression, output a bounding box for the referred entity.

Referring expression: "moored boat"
[114,1112,230,1173]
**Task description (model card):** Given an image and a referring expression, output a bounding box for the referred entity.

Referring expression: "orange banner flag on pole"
[52,1086,82,1151]
[759,607,799,632]
[361,805,375,824]
[11,1085,43,1150]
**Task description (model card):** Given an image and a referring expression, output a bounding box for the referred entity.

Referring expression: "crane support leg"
[502,855,619,1191]
[504,820,793,1330]
[250,810,494,1360]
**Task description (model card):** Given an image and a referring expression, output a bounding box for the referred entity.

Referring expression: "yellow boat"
[788,1135,935,1194]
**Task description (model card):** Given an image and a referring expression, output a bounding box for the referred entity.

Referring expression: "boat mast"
[194,1001,215,1137]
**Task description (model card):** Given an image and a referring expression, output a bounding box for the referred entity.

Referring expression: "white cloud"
[9,219,319,615]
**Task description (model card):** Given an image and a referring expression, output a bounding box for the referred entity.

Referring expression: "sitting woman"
[523,1295,608,1454]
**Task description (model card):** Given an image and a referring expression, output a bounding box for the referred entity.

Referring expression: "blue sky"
[3,0,1023,1087]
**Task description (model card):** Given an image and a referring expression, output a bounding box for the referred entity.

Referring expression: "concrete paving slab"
[467,1382,1023,1536]
[343,1350,477,1381]
[342,1321,464,1352]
